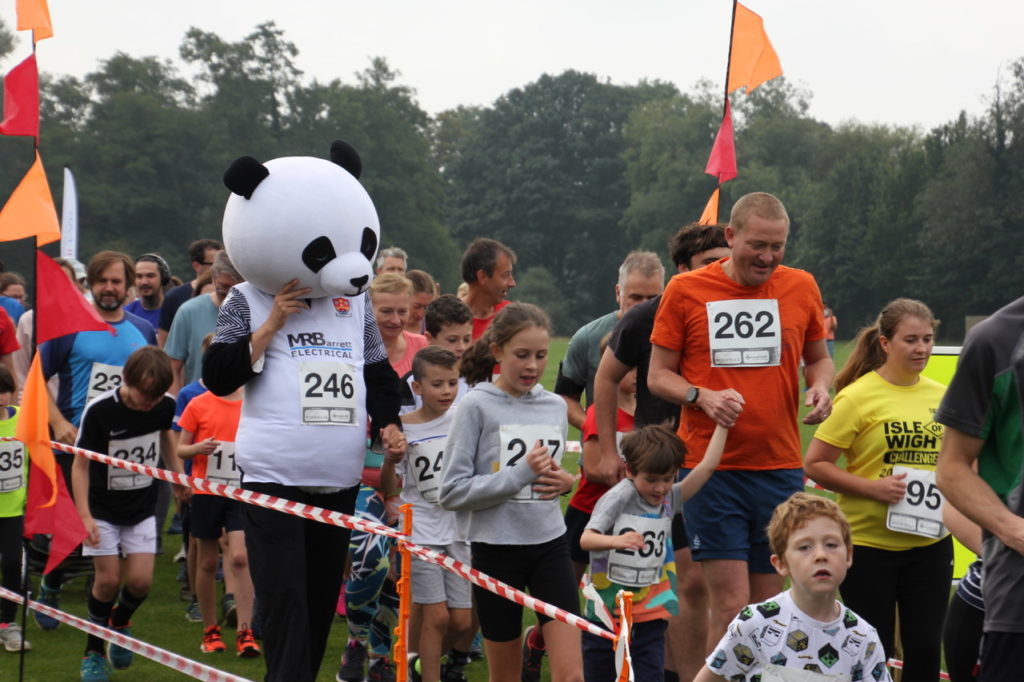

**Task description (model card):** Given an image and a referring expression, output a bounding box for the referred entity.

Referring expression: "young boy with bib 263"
[580,423,725,682]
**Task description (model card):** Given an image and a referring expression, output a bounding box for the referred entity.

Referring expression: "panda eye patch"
[360,227,378,262]
[301,236,337,273]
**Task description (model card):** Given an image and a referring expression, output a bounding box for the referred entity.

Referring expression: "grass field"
[0,337,850,681]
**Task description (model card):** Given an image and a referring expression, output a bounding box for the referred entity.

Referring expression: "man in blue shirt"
[124,254,172,331]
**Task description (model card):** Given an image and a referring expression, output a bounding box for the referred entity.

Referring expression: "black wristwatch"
[685,386,700,405]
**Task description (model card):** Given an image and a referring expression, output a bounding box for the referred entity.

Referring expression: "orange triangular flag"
[0,151,61,246]
[15,354,55,506]
[698,188,720,226]
[727,2,782,94]
[16,0,53,41]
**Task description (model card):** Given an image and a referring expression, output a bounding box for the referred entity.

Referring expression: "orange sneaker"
[236,626,261,658]
[201,625,226,653]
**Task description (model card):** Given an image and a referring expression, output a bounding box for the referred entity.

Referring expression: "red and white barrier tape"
[804,476,829,492]
[0,587,251,681]
[886,658,950,680]
[39,439,405,541]
[9,438,616,642]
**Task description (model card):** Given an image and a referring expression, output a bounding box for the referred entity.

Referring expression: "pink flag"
[704,101,737,184]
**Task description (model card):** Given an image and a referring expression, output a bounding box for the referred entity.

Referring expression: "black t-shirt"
[76,389,175,525]
[159,282,193,333]
[607,295,679,429]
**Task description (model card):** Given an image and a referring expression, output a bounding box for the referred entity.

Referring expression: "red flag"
[705,101,737,183]
[24,462,86,574]
[0,54,39,138]
[727,2,783,94]
[16,0,53,41]
[35,250,113,344]
[698,188,720,226]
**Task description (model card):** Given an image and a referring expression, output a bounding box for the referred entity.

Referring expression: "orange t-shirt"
[177,391,243,494]
[650,261,825,470]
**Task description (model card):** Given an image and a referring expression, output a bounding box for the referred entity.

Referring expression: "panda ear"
[224,156,270,200]
[330,140,363,179]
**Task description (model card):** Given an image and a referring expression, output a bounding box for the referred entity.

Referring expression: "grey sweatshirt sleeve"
[439,396,538,512]
[586,481,632,533]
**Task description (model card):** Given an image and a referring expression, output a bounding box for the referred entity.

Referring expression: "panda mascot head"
[221,140,379,299]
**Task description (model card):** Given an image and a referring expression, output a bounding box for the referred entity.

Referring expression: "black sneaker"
[220,593,237,628]
[441,660,467,682]
[337,640,367,682]
[367,658,395,682]
[521,625,545,682]
[33,585,61,631]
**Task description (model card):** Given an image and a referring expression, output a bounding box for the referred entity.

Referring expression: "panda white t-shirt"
[213,282,387,487]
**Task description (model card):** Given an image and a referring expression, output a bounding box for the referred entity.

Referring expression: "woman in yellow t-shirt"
[805,299,949,682]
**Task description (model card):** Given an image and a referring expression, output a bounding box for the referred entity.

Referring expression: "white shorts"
[411,541,472,608]
[83,517,158,557]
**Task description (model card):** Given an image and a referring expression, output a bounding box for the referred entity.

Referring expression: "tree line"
[1,20,1021,339]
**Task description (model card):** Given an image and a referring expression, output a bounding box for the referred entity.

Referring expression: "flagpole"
[18,32,41,682]
[711,0,739,221]
[722,0,738,116]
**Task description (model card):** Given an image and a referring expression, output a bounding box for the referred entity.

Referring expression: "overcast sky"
[1,1,1020,131]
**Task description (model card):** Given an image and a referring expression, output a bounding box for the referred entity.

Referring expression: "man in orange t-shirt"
[649,192,834,651]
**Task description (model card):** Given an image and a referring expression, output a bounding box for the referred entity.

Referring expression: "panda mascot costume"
[203,141,404,682]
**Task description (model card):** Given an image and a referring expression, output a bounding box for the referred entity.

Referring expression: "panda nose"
[350,275,369,289]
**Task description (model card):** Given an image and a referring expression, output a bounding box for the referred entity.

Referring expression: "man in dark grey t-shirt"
[936,295,1024,682]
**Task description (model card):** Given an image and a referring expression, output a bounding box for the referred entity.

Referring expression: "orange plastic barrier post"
[394,503,413,682]
[615,590,634,682]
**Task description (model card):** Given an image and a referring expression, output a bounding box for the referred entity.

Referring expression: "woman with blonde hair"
[369,273,428,377]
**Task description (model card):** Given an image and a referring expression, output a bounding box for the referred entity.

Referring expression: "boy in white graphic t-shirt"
[695,493,891,682]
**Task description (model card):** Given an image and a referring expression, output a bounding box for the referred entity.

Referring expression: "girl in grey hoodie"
[440,302,584,682]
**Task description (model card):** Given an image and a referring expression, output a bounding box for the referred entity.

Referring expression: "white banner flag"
[60,166,78,260]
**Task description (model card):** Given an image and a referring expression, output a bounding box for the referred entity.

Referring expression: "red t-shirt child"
[568,403,634,514]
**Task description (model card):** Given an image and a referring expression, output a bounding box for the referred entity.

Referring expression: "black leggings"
[839,536,952,682]
[943,592,983,682]
[471,536,579,642]
[0,515,24,623]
